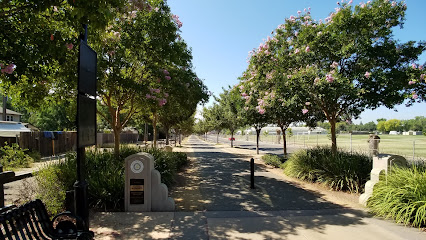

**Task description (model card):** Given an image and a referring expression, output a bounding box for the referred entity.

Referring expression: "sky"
[168,0,426,124]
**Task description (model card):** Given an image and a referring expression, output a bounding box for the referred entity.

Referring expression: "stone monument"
[359,154,407,206]
[125,152,175,212]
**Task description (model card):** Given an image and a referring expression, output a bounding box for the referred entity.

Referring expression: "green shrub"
[35,145,187,212]
[35,164,66,215]
[282,147,372,193]
[0,143,33,170]
[26,150,42,162]
[367,163,426,228]
[262,154,285,168]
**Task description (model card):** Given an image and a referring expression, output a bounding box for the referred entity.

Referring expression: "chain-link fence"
[217,133,425,161]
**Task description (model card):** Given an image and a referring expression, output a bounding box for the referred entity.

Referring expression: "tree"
[251,0,425,154]
[214,87,244,148]
[95,1,200,155]
[377,121,386,133]
[384,119,402,132]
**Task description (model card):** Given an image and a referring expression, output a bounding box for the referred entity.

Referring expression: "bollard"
[250,158,255,189]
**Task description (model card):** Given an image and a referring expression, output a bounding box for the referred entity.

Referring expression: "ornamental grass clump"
[281,147,372,193]
[367,163,426,228]
[262,154,286,168]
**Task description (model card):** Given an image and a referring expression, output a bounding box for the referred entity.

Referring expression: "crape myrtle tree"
[0,0,146,110]
[241,23,318,157]
[235,75,270,155]
[257,0,425,154]
[158,69,209,146]
[214,87,244,148]
[203,104,227,144]
[96,1,197,154]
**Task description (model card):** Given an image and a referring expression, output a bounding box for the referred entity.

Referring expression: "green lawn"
[231,133,426,160]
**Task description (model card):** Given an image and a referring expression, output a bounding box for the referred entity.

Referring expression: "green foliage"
[26,150,42,162]
[262,154,285,168]
[0,143,33,170]
[144,148,188,186]
[282,147,372,193]
[35,165,66,215]
[384,119,402,132]
[367,163,426,228]
[35,145,187,212]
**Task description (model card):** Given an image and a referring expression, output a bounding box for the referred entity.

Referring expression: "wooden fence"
[19,131,77,157]
[96,132,139,147]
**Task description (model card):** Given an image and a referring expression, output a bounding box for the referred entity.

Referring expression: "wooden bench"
[0,199,93,240]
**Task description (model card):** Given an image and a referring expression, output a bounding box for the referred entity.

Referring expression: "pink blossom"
[392,1,397,7]
[349,0,353,4]
[258,108,266,114]
[154,89,160,93]
[146,94,151,99]
[1,64,16,74]
[297,10,302,14]
[305,102,311,106]
[287,75,292,79]
[108,50,115,56]
[412,63,417,69]
[66,43,73,50]
[165,76,171,80]
[330,61,338,68]
[326,74,334,83]
[420,74,425,81]
[305,46,310,52]
[412,92,418,99]
[158,98,167,106]
[242,92,247,97]
[154,7,159,12]
[163,69,170,75]
[295,31,298,37]
[408,80,415,85]
[302,109,309,114]
[244,107,249,111]
[364,71,371,78]
[419,65,423,70]
[295,48,300,54]
[53,6,58,12]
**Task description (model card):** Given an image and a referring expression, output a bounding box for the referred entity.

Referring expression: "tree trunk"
[174,130,177,147]
[330,118,337,154]
[216,131,219,143]
[165,126,170,145]
[179,129,181,146]
[153,113,158,148]
[113,128,121,159]
[231,131,234,148]
[279,125,288,158]
[144,123,148,143]
[256,129,261,155]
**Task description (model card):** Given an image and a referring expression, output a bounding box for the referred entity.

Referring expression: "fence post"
[250,158,255,189]
[413,140,416,161]
[0,165,3,207]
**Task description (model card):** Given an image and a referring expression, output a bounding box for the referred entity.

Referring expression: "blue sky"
[168,0,426,124]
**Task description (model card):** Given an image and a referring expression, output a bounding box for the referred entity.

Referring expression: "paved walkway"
[90,136,426,239]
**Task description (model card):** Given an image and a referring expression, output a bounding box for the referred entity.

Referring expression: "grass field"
[228,133,426,160]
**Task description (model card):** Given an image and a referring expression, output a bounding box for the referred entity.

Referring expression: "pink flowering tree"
[96,1,194,155]
[0,0,151,109]
[257,0,425,154]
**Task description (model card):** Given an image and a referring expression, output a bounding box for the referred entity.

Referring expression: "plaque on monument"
[130,179,144,204]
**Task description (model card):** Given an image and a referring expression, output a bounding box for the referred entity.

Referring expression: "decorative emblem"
[130,160,144,173]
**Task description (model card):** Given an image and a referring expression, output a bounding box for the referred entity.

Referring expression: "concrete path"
[90,136,426,239]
